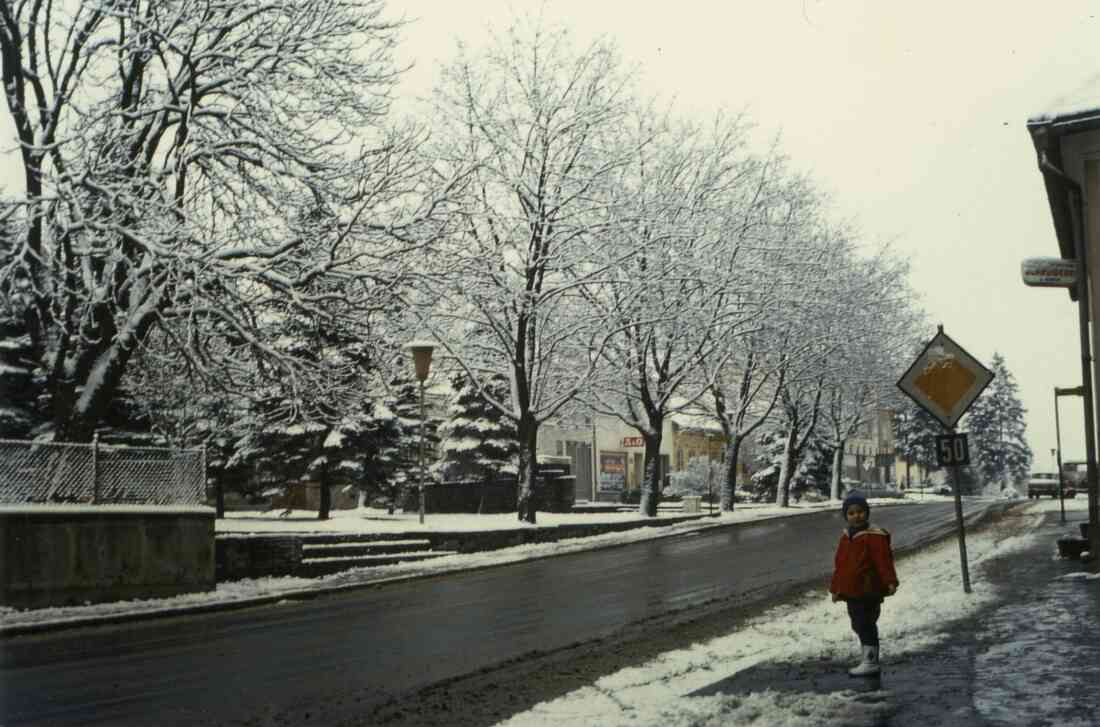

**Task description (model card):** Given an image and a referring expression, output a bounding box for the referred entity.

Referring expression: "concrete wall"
[0,507,215,609]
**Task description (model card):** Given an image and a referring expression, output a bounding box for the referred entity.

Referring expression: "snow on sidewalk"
[493,498,1090,727]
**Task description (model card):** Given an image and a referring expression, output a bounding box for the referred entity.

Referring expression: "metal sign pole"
[938,429,973,594]
[948,428,972,594]
[1055,389,1067,524]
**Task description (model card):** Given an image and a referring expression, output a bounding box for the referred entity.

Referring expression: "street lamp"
[404,339,436,524]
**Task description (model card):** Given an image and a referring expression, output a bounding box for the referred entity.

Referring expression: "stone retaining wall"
[0,507,215,609]
[215,535,303,580]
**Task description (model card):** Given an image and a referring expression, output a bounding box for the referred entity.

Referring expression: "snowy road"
[0,501,997,726]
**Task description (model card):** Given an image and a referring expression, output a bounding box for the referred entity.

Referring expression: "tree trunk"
[721,436,741,512]
[215,476,225,519]
[775,428,797,507]
[830,441,843,500]
[639,429,663,517]
[516,415,538,524]
[318,460,331,521]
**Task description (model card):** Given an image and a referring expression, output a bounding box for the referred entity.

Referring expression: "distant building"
[539,408,743,502]
[843,407,896,486]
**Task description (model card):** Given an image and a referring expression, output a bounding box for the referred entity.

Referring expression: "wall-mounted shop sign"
[1021,257,1077,288]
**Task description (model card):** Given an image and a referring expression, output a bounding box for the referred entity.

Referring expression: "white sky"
[3,497,1094,726]
[2,1,1098,464]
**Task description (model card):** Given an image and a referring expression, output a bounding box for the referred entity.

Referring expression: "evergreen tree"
[389,372,442,496]
[327,397,404,513]
[965,352,1032,492]
[751,425,833,502]
[435,373,519,482]
[893,399,943,487]
[794,436,835,500]
[748,427,786,502]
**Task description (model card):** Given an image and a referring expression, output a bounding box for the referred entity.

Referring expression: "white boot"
[848,645,880,677]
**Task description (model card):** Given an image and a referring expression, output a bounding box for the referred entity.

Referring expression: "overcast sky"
[390,0,1100,465]
[2,1,1098,467]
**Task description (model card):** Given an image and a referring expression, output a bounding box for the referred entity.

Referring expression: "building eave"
[1025,111,1100,301]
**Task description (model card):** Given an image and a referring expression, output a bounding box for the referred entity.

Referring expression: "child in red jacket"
[830,492,899,677]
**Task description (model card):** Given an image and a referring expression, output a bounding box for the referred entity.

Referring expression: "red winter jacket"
[830,526,899,600]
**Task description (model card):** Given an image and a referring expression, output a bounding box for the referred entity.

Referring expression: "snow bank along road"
[0,500,1005,726]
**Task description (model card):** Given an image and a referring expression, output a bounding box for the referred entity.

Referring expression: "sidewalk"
[885,505,1100,726]
[493,499,1100,727]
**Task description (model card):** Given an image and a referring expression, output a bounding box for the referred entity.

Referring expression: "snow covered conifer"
[748,427,786,501]
[328,398,404,513]
[436,373,519,483]
[893,399,942,487]
[389,373,442,496]
[794,436,834,499]
[965,352,1032,492]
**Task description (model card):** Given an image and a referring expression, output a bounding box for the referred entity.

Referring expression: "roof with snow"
[1027,73,1100,129]
[669,409,723,435]
[1026,75,1100,285]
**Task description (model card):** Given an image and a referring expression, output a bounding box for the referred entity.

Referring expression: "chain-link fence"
[0,437,206,505]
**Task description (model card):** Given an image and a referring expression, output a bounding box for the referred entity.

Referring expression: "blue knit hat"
[842,491,869,518]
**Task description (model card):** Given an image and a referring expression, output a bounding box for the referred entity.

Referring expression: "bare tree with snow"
[584,109,771,517]
[0,0,455,441]
[818,250,924,500]
[700,165,826,511]
[417,16,638,523]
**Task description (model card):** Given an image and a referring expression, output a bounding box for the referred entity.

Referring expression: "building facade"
[538,411,740,502]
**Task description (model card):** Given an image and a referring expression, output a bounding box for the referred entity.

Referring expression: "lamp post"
[1055,386,1083,526]
[404,340,436,525]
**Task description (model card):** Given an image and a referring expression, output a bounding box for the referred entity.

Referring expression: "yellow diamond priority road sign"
[897,328,994,430]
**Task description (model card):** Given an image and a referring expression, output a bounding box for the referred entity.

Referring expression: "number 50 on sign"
[935,433,970,467]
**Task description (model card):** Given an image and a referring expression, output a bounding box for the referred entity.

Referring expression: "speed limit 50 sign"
[935,433,970,467]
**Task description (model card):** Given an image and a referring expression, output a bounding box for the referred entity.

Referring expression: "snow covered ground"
[1,495,949,632]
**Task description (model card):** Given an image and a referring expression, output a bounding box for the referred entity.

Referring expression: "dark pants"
[846,597,882,647]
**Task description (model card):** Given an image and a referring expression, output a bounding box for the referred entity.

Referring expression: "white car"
[1027,472,1074,499]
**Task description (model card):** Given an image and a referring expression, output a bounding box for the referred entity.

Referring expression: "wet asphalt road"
[0,501,988,726]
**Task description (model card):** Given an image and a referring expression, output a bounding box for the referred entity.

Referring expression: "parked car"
[1027,472,1075,499]
[845,483,906,500]
[904,482,951,496]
